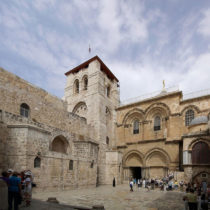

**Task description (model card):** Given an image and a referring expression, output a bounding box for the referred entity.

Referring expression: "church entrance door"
[130,167,141,180]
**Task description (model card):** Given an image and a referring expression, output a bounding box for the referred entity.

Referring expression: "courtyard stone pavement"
[25,184,186,210]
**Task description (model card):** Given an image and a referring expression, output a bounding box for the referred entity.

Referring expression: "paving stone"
[32,184,185,210]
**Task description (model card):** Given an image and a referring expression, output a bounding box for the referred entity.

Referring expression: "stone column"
[188,151,192,164]
[141,167,145,179]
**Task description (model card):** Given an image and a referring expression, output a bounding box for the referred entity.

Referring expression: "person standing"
[23,172,32,207]
[142,179,146,188]
[151,178,154,190]
[184,188,197,210]
[8,171,21,210]
[137,179,140,191]
[202,181,207,194]
[0,171,9,210]
[112,177,116,187]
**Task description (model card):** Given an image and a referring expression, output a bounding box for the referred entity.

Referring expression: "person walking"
[129,180,133,192]
[8,171,22,210]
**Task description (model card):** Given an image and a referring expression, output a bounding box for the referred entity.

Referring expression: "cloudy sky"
[0,0,210,102]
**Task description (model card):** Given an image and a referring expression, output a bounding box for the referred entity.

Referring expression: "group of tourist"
[0,169,33,210]
[128,176,209,210]
[183,182,209,210]
[129,176,177,192]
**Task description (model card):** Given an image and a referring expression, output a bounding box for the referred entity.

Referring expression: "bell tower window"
[74,79,79,94]
[83,76,88,90]
[106,85,110,97]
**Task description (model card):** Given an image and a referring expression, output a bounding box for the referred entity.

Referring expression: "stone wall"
[0,68,99,190]
[0,109,99,190]
[116,90,210,180]
[0,68,96,140]
[105,151,123,185]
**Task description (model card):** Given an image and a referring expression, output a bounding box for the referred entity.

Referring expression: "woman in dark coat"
[113,177,116,187]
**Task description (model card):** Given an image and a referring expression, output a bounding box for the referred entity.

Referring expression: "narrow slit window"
[106,136,109,145]
[90,160,94,168]
[69,160,73,170]
[106,86,110,97]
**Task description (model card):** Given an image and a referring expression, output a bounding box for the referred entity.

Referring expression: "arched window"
[154,116,161,131]
[83,76,88,90]
[106,136,109,145]
[185,109,194,126]
[133,120,139,134]
[74,79,79,94]
[51,136,67,154]
[192,142,210,164]
[106,85,110,97]
[34,157,41,168]
[69,160,73,170]
[20,103,30,118]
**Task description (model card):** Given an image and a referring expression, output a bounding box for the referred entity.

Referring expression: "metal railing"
[182,89,210,100]
[120,86,179,106]
[120,87,210,106]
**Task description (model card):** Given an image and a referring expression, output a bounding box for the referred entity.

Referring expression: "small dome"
[190,116,208,126]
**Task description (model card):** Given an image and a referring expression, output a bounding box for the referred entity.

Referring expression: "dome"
[190,116,208,126]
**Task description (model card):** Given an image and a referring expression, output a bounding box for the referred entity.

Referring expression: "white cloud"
[1,0,210,100]
[198,8,210,37]
[32,0,56,11]
[181,53,210,92]
[93,0,149,53]
[110,51,210,102]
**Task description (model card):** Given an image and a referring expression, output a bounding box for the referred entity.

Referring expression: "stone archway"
[72,102,87,119]
[145,149,170,179]
[123,151,144,181]
[50,135,69,154]
[192,171,210,184]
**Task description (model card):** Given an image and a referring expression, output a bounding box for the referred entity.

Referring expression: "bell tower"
[64,56,120,184]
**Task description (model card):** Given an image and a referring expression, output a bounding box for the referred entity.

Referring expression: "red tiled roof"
[65,55,119,82]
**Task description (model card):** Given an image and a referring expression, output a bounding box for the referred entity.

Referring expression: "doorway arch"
[145,148,170,178]
[123,150,144,181]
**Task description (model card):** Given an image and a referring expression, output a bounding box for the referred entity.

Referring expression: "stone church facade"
[0,56,209,190]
